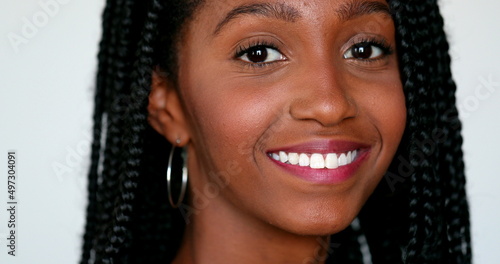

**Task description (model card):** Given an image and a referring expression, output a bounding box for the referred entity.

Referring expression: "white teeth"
[299,153,310,166]
[325,153,339,169]
[310,154,325,169]
[338,153,347,166]
[288,153,299,165]
[272,150,359,169]
[279,151,288,163]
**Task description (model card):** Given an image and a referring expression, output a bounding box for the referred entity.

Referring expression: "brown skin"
[148,0,406,263]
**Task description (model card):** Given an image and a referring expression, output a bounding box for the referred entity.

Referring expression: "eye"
[343,42,386,60]
[238,45,285,64]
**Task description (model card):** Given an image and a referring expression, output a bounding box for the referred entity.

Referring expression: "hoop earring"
[166,142,188,208]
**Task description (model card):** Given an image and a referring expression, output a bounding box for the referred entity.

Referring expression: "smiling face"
[150,0,406,236]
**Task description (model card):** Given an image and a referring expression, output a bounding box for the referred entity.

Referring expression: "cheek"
[343,69,406,192]
[373,82,406,149]
[370,84,406,141]
[180,58,285,160]
[180,68,275,185]
[181,77,287,225]
[356,75,406,202]
[186,83,272,156]
[353,67,407,147]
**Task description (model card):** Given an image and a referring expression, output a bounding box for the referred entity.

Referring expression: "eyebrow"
[213,2,301,35]
[213,1,392,35]
[337,1,392,21]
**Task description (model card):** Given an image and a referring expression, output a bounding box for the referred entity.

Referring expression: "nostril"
[289,91,357,127]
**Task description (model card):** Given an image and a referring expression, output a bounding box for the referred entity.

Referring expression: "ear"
[148,68,190,146]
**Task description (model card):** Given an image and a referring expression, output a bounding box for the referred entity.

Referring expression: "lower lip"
[269,150,369,184]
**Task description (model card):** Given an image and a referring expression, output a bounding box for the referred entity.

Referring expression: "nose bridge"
[289,60,357,127]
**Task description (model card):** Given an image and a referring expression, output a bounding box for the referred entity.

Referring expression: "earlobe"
[148,68,190,146]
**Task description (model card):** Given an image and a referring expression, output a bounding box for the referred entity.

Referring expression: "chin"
[271,206,359,236]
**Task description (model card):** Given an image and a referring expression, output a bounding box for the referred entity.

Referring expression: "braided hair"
[81,0,472,263]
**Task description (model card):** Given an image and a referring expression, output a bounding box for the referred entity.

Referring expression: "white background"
[0,0,498,263]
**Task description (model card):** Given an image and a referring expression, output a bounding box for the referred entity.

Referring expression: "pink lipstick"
[267,140,370,184]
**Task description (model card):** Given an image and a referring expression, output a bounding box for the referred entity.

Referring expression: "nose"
[289,65,357,127]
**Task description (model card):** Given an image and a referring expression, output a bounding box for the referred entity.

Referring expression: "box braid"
[81,0,125,262]
[81,0,200,263]
[427,3,472,263]
[81,0,472,263]
[388,0,471,263]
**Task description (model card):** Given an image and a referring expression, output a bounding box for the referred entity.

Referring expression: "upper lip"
[266,140,370,154]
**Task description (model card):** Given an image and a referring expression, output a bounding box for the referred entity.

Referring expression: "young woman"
[80,0,472,263]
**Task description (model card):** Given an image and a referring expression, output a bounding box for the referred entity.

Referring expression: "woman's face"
[168,0,405,235]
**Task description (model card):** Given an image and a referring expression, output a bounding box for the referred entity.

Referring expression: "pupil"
[353,43,372,59]
[247,46,268,63]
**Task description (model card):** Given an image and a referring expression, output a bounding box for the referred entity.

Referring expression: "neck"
[172,195,331,264]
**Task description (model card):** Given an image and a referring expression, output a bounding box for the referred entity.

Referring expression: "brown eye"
[352,43,372,59]
[246,46,268,63]
[344,42,384,60]
[238,45,285,64]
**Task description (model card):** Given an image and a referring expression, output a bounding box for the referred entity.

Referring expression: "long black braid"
[81,0,472,263]
[81,0,121,261]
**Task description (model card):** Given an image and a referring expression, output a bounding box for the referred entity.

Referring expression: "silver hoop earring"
[166,145,188,208]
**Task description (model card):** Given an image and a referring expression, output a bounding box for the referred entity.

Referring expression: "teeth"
[279,151,288,163]
[325,153,338,169]
[310,154,325,169]
[271,150,359,170]
[338,153,347,166]
[299,153,310,166]
[288,153,299,165]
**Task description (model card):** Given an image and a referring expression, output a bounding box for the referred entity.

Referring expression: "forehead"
[189,0,392,36]
[202,0,390,13]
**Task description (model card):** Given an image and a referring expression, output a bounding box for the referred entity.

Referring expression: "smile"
[266,140,370,184]
[268,150,358,169]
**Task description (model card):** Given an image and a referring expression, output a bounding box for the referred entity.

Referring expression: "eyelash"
[234,40,283,68]
[234,37,394,68]
[346,37,394,62]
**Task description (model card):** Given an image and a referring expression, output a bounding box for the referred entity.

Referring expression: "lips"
[266,140,370,184]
